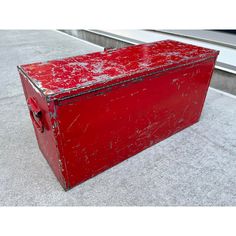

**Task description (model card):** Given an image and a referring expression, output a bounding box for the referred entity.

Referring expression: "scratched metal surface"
[19,40,218,100]
[102,30,236,73]
[0,30,236,205]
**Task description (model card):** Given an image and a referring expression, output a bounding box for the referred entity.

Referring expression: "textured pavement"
[0,30,236,206]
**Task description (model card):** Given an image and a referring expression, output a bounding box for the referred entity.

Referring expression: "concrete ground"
[0,30,236,206]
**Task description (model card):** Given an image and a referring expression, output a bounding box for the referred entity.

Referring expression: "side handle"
[27,97,44,133]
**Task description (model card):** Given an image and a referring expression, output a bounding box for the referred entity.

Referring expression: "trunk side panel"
[19,72,68,189]
[56,58,216,189]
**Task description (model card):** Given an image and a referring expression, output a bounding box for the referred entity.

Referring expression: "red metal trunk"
[18,40,219,190]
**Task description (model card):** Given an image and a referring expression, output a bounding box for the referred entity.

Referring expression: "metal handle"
[27,97,44,133]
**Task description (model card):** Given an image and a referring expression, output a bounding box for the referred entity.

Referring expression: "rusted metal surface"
[18,40,219,190]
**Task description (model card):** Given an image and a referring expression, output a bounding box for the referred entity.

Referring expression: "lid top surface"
[20,40,218,98]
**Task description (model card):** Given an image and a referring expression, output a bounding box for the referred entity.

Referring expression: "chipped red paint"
[18,40,219,190]
[19,40,218,101]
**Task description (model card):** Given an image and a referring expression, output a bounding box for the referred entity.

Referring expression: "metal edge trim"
[17,66,47,98]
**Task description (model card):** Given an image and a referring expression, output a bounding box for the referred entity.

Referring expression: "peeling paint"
[19,40,219,101]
